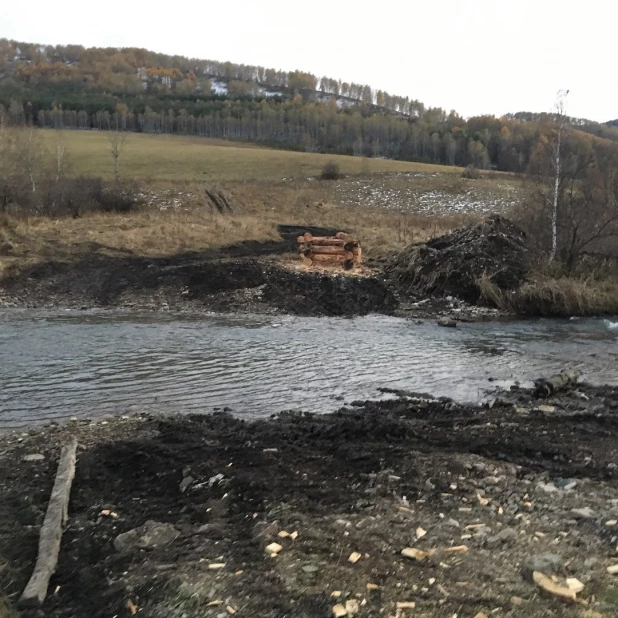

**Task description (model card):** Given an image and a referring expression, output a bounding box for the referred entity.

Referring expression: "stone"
[570,507,596,520]
[510,596,524,606]
[557,478,577,490]
[486,527,518,548]
[179,476,194,493]
[444,518,460,529]
[114,521,179,552]
[537,482,559,494]
[253,520,279,539]
[196,523,227,539]
[437,317,457,328]
[523,554,563,580]
[22,453,45,462]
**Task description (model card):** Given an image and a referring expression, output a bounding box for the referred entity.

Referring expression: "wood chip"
[366,583,380,590]
[208,563,226,569]
[290,531,299,540]
[278,531,290,538]
[443,545,468,554]
[126,600,138,616]
[348,552,362,564]
[226,606,237,615]
[207,600,223,607]
[566,578,585,593]
[476,492,489,506]
[607,564,618,574]
[332,603,347,617]
[396,601,416,609]
[416,526,427,539]
[606,520,618,527]
[331,591,342,598]
[401,547,428,561]
[235,570,243,576]
[345,599,359,616]
[533,571,577,601]
[265,542,283,556]
[473,613,489,618]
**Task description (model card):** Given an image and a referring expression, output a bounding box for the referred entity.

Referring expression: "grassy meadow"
[1,129,525,273]
[38,130,464,183]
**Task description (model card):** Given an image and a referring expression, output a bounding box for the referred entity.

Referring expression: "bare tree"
[549,89,569,262]
[108,132,127,183]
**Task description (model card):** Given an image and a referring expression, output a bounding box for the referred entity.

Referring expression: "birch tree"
[549,89,569,262]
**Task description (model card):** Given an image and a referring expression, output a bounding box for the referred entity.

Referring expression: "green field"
[38,129,464,183]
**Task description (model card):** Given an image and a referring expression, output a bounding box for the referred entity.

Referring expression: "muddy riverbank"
[2,382,618,617]
[0,222,505,320]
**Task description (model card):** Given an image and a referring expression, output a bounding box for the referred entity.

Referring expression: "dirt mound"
[385,215,529,304]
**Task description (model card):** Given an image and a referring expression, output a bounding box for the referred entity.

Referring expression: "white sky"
[2,0,615,122]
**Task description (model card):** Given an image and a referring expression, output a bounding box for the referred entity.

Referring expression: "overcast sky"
[3,0,615,122]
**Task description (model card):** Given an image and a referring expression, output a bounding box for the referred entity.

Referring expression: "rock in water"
[385,215,528,304]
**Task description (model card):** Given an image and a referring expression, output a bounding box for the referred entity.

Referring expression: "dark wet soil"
[0,226,397,318]
[2,383,618,617]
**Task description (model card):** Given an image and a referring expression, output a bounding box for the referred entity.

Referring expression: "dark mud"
[0,224,397,317]
[2,383,618,617]
[386,215,528,305]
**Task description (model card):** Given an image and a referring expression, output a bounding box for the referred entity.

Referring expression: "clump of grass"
[461,164,481,179]
[479,273,618,316]
[320,161,342,180]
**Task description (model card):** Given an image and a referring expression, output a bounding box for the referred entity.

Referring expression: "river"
[1,309,616,427]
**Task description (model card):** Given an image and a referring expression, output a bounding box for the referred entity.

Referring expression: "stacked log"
[298,232,362,269]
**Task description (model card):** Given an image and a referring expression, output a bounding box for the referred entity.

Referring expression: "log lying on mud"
[534,370,581,399]
[19,436,78,608]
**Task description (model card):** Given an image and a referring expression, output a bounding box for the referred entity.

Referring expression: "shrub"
[320,161,342,180]
[461,165,481,180]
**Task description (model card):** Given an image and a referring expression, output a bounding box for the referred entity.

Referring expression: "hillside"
[1,38,618,175]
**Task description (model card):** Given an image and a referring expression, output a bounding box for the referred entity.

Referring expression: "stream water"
[1,309,616,427]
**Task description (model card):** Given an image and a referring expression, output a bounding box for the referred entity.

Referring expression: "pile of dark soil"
[2,383,618,617]
[385,215,529,304]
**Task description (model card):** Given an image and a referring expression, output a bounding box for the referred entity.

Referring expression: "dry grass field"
[0,130,525,272]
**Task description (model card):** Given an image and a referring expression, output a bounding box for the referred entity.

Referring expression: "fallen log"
[19,436,78,608]
[309,246,351,255]
[308,238,347,247]
[534,369,581,398]
[302,257,313,267]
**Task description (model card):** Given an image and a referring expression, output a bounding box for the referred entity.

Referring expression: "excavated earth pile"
[385,215,529,304]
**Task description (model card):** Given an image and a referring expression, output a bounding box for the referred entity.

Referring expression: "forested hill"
[1,38,618,173]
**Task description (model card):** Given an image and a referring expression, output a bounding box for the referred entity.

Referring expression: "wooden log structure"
[19,436,78,608]
[297,231,362,268]
[306,246,353,255]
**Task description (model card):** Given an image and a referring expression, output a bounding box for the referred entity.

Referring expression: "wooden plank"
[19,437,78,608]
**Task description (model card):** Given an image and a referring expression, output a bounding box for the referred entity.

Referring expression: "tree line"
[0,38,424,117]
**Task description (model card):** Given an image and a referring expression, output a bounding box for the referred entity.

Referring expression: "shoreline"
[2,382,618,617]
